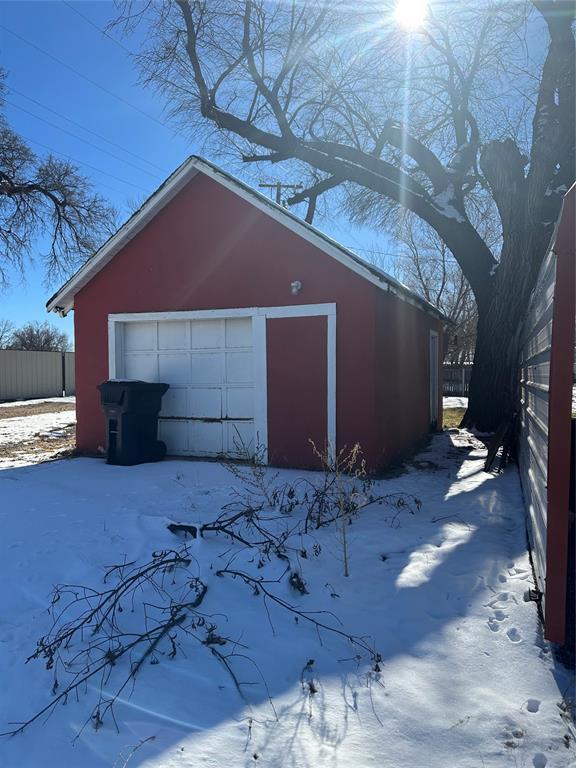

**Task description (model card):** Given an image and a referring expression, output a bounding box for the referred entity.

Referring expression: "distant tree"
[0,69,116,287]
[391,218,477,365]
[8,321,70,352]
[0,317,14,347]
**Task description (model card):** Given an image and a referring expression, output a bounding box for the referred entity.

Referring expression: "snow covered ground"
[444,396,469,409]
[0,396,76,408]
[0,410,76,447]
[0,400,76,469]
[0,413,573,767]
[445,392,576,414]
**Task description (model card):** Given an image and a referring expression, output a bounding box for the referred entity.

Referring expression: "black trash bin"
[98,380,169,466]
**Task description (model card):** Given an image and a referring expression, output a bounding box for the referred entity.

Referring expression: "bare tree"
[0,317,14,347]
[389,215,478,364]
[0,70,117,287]
[9,321,70,352]
[112,0,574,431]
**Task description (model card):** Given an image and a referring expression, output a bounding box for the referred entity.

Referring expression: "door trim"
[429,330,439,429]
[107,304,336,464]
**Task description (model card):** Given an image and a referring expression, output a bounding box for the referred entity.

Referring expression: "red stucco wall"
[73,171,441,471]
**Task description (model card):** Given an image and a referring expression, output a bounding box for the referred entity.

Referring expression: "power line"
[62,1,132,55]
[0,23,168,130]
[7,85,168,174]
[20,133,151,194]
[344,246,399,258]
[6,98,163,181]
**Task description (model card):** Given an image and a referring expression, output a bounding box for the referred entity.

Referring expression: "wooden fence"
[0,350,75,401]
[443,364,473,395]
[518,185,575,647]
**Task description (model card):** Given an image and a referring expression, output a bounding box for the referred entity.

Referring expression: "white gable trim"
[47,156,446,321]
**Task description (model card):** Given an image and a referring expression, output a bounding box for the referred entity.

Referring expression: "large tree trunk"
[464,299,525,432]
[463,227,551,432]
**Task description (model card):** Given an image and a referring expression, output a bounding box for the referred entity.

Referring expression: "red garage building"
[47,157,446,472]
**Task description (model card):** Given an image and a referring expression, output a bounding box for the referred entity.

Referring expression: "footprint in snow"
[532,754,547,767]
[526,698,541,713]
[506,628,522,643]
[487,617,501,632]
[510,566,530,581]
[486,591,518,609]
[492,609,508,621]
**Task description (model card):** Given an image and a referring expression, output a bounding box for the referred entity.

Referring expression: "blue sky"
[0,1,392,346]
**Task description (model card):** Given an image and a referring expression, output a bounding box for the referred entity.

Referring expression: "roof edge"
[46,157,201,315]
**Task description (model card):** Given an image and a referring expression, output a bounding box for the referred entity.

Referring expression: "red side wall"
[73,172,442,471]
[375,289,444,467]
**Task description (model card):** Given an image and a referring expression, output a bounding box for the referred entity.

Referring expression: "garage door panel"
[120,315,256,459]
[160,387,188,418]
[226,351,253,383]
[159,353,190,384]
[159,420,188,452]
[124,322,157,351]
[124,354,159,382]
[226,318,252,347]
[189,421,223,455]
[191,320,223,349]
[226,387,253,419]
[158,321,188,350]
[189,388,222,418]
[226,421,254,456]
[191,353,224,385]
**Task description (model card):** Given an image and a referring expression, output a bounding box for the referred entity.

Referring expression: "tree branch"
[287,175,342,205]
[379,119,448,192]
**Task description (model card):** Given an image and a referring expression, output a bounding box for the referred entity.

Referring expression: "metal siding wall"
[0,350,75,400]
[518,247,556,610]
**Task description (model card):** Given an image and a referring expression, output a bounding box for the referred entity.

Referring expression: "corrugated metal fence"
[518,186,575,646]
[518,247,554,617]
[0,350,75,400]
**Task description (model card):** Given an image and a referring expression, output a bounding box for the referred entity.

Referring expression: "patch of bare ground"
[0,424,76,464]
[0,402,75,420]
[443,407,466,429]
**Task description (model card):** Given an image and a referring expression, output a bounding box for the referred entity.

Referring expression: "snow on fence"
[443,364,472,395]
[518,185,575,647]
[0,350,75,401]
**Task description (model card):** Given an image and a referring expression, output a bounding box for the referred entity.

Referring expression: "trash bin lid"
[98,380,169,406]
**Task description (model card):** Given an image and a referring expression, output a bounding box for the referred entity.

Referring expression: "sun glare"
[394,0,428,30]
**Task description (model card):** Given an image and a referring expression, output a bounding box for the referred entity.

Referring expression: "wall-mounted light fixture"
[291,280,302,295]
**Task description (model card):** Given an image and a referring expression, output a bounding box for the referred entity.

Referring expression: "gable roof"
[46,155,448,321]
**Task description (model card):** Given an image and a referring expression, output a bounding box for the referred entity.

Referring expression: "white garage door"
[121,317,254,457]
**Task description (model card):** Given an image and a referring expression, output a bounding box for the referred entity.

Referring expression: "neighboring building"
[47,157,446,472]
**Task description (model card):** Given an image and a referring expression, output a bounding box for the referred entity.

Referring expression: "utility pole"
[259,181,303,206]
